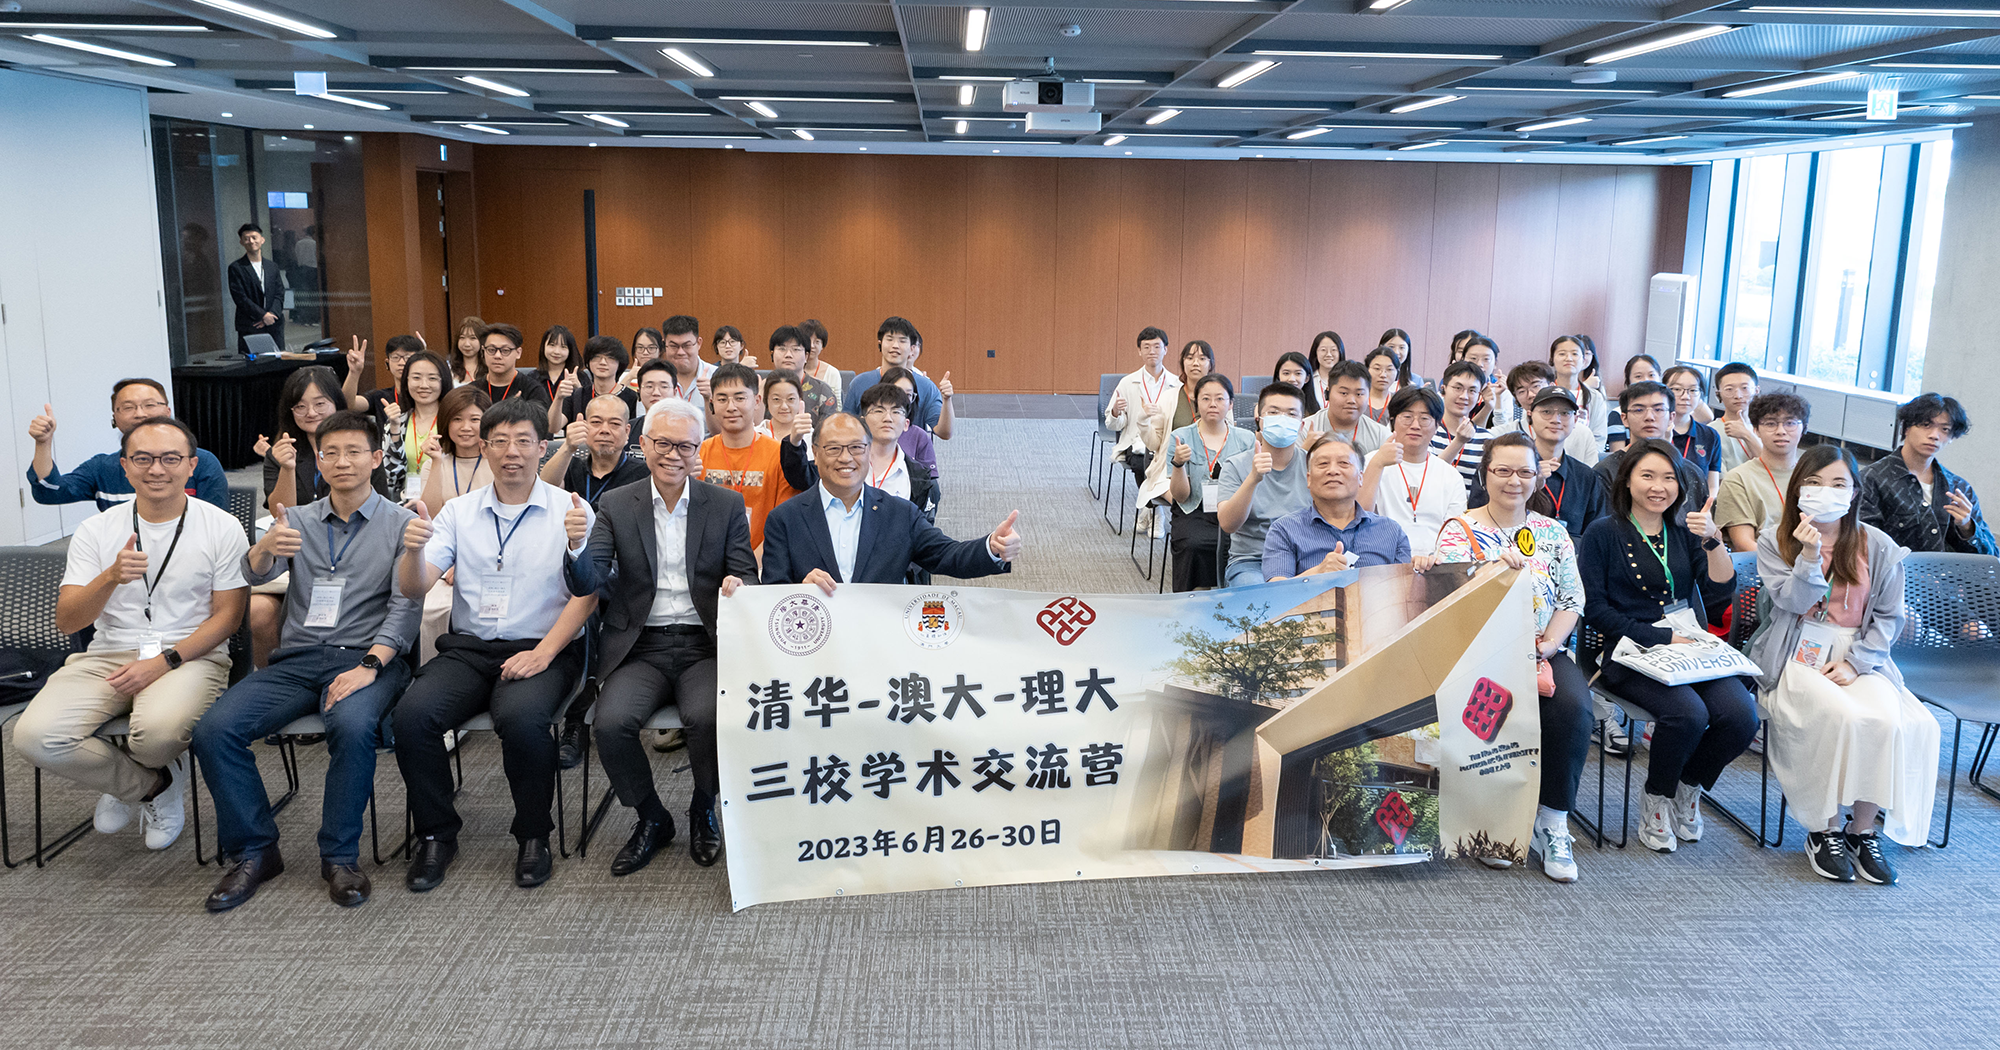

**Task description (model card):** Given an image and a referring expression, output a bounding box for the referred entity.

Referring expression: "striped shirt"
[1430,423,1490,487]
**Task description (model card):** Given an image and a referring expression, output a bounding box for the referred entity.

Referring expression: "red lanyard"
[1396,457,1430,514]
[869,456,897,490]
[1548,473,1567,516]
[1138,369,1169,406]
[1673,428,1696,460]
[1759,457,1780,496]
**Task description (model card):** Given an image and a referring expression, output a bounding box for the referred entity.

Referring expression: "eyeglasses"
[124,452,186,469]
[316,448,375,463]
[863,405,907,419]
[643,437,700,458]
[664,339,700,352]
[1486,466,1539,480]
[1765,418,1806,431]
[484,437,541,451]
[819,442,870,461]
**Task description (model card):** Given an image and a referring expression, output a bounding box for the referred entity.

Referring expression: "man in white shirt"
[14,417,249,852]
[1105,326,1181,534]
[393,398,599,893]
[1360,386,1469,557]
[568,399,756,873]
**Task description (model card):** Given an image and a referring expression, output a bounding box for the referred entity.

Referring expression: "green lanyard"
[1629,515,1675,596]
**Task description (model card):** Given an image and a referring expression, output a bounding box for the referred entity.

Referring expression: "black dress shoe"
[205,847,285,912]
[405,837,457,893]
[610,815,676,877]
[557,720,588,771]
[516,836,553,888]
[322,860,372,907]
[689,801,723,868]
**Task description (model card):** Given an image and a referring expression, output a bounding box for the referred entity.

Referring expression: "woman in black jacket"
[1579,438,1756,854]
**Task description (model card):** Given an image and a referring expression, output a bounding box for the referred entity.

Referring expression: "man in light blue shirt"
[1263,436,1412,580]
[391,398,599,894]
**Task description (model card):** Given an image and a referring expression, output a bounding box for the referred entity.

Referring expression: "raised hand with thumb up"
[1684,494,1720,541]
[939,371,954,400]
[262,503,303,559]
[988,509,1023,562]
[1171,437,1192,467]
[28,403,56,445]
[402,499,433,553]
[107,533,149,585]
[564,492,590,547]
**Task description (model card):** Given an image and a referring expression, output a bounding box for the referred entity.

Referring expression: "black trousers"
[596,627,719,818]
[1600,661,1759,798]
[1539,651,1593,812]
[1169,505,1227,591]
[392,633,585,843]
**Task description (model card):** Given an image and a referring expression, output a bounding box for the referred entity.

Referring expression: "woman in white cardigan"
[1747,444,1940,887]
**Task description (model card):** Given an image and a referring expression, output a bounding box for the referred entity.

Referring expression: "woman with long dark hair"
[1306,331,1344,406]
[1379,328,1417,388]
[1273,351,1318,417]
[1748,444,1938,884]
[1170,340,1214,431]
[1550,334,1608,456]
[447,315,484,385]
[389,349,452,499]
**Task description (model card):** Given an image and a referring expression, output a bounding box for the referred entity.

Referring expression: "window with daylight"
[1693,139,1952,395]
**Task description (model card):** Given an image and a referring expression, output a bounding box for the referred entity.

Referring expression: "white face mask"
[1797,485,1851,523]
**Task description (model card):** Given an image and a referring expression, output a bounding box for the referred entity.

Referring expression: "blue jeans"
[1223,558,1267,588]
[191,645,411,865]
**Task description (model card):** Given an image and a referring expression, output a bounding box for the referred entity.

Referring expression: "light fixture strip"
[659,48,715,78]
[1720,70,1861,98]
[745,101,778,119]
[1143,108,1182,125]
[1516,116,1591,132]
[1583,24,1739,65]
[1216,59,1278,89]
[21,34,176,66]
[1387,94,1463,114]
[457,75,529,97]
[187,0,336,39]
[964,8,990,52]
[958,84,976,106]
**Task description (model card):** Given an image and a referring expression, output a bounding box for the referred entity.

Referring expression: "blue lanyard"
[325,514,364,573]
[491,506,531,571]
[583,453,627,505]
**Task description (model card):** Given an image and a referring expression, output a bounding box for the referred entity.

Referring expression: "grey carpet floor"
[5,418,1998,1050]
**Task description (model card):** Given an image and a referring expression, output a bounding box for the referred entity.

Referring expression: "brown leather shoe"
[205,847,285,912]
[322,859,372,907]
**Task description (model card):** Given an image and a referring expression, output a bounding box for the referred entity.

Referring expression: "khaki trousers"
[12,649,232,802]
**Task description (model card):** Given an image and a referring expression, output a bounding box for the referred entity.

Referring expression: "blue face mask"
[1260,414,1301,449]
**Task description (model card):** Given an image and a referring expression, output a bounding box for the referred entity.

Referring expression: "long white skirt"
[1763,625,1941,845]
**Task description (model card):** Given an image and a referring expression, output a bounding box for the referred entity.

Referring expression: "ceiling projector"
[1002,80,1100,133]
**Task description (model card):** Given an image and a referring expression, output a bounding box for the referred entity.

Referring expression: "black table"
[172,353,348,469]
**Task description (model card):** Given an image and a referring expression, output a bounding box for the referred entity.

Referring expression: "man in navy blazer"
[227,223,285,354]
[762,413,1023,591]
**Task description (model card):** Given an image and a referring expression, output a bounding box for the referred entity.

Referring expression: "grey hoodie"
[1746,521,1908,694]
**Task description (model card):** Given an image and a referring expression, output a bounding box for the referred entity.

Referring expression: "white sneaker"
[1476,854,1513,870]
[139,754,188,850]
[1151,511,1167,539]
[1531,822,1579,883]
[1671,782,1705,842]
[1136,507,1154,534]
[1638,792,1677,853]
[94,793,134,834]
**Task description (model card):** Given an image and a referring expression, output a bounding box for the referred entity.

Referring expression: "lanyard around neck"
[132,502,191,622]
[1629,515,1675,595]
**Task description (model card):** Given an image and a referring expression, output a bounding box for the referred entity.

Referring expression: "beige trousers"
[12,649,232,802]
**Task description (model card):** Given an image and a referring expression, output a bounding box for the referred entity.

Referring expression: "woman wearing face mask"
[1579,438,1754,855]
[1748,446,1938,885]
[1359,386,1468,557]
[1362,346,1401,424]
[1273,352,1318,418]
[1152,374,1252,591]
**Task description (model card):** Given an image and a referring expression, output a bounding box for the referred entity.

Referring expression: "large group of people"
[1108,327,1991,885]
[9,314,1989,910]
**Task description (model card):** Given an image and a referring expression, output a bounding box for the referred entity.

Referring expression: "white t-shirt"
[63,499,250,652]
[1373,454,1470,556]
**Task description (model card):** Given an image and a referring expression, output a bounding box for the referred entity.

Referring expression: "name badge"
[305,577,345,629]
[1792,619,1840,670]
[1201,482,1219,513]
[477,575,512,621]
[137,632,163,661]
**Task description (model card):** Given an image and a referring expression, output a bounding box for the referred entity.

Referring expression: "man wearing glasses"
[477,323,551,407]
[392,398,598,892]
[761,413,1021,593]
[14,417,249,854]
[192,411,419,911]
[1716,392,1811,553]
[26,378,230,511]
[659,314,716,420]
[566,398,756,873]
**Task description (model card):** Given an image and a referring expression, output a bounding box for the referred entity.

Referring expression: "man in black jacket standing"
[567,398,757,872]
[227,223,285,354]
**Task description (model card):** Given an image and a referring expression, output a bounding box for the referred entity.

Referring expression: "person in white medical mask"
[1746,444,1939,887]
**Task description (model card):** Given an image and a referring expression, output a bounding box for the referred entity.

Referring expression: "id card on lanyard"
[479,505,531,621]
[133,503,189,659]
[305,516,366,628]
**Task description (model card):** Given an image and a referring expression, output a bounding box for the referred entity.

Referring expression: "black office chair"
[0,546,82,868]
[1891,552,2000,848]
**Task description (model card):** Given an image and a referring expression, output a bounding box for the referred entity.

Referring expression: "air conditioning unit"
[1026,111,1100,134]
[1002,80,1095,114]
[1644,273,1696,362]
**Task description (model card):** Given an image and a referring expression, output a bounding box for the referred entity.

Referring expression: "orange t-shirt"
[699,433,795,548]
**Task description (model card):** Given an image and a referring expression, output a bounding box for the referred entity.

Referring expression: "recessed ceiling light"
[1721,70,1862,98]
[1388,95,1463,113]
[638,133,764,139]
[407,65,619,74]
[301,124,314,129]
[660,48,715,78]
[937,75,1014,82]
[958,84,976,106]
[21,34,176,66]
[221,112,233,117]
[1614,134,1688,145]
[583,114,631,127]
[1744,5,2000,15]
[1368,0,1416,8]
[0,18,210,31]
[955,120,969,134]
[1252,49,1504,61]
[187,0,335,39]
[1285,127,1331,139]
[964,8,989,52]
[1081,78,1150,85]
[1584,24,1740,65]
[1873,60,2000,70]
[1144,108,1182,125]
[457,75,529,97]
[719,95,897,104]
[590,142,599,147]
[745,101,778,119]
[462,123,509,135]
[1125,151,1133,154]
[794,129,815,140]
[1216,59,1278,89]
[1104,134,1128,145]
[1396,140,1446,151]
[1517,116,1591,132]
[859,146,867,150]
[609,35,876,46]
[318,92,390,111]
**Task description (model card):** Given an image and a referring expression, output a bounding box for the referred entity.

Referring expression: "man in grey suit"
[567,398,755,872]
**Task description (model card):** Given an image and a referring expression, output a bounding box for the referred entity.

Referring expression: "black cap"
[1530,386,1580,411]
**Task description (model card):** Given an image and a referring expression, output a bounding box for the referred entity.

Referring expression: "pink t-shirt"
[1815,545,1871,629]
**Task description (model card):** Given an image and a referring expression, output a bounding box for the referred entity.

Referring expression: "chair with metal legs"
[573,702,687,858]
[0,546,89,869]
[1085,374,1120,501]
[1888,552,2000,849]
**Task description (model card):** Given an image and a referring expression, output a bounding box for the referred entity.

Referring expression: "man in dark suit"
[567,398,756,871]
[227,223,285,354]
[761,413,1022,593]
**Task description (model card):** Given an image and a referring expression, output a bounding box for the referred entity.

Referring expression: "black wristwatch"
[162,648,184,671]
[359,653,384,672]
[1701,537,1721,551]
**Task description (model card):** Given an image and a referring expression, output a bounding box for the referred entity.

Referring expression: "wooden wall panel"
[1178,160,1249,379]
[433,145,1687,395]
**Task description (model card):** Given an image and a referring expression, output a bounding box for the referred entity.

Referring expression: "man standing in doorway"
[228,223,285,354]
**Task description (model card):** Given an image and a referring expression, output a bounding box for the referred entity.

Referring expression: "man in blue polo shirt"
[27,378,229,511]
[1262,435,1411,580]
[842,316,943,431]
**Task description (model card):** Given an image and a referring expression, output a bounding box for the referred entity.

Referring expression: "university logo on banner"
[717,566,1538,910]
